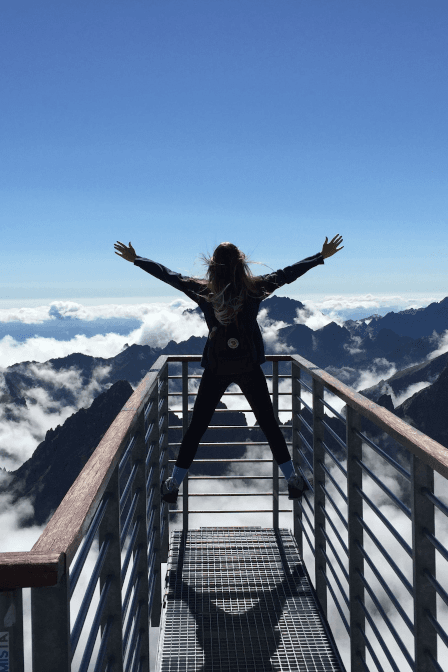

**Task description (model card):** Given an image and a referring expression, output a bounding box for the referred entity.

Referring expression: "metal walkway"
[156,526,344,672]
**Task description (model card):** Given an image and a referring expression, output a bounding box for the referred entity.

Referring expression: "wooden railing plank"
[0,551,65,589]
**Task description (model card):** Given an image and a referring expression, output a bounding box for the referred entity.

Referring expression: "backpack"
[207,311,256,375]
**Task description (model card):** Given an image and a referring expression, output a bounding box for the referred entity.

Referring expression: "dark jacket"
[134,252,325,370]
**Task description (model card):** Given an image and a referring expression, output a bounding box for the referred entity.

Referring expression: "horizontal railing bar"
[123,574,142,656]
[174,492,293,496]
[126,618,143,672]
[426,649,444,672]
[168,440,293,446]
[146,513,156,548]
[121,545,143,625]
[355,514,413,596]
[302,472,315,495]
[320,524,349,583]
[146,492,155,528]
[424,569,448,609]
[321,419,348,452]
[71,535,112,658]
[423,529,448,563]
[182,475,281,480]
[93,614,114,672]
[297,494,315,534]
[297,393,313,416]
[355,457,412,519]
[426,609,448,650]
[120,489,141,550]
[318,393,347,425]
[296,374,347,423]
[125,599,143,672]
[319,566,350,634]
[297,429,313,456]
[357,597,406,672]
[293,505,316,556]
[355,540,414,634]
[168,407,293,413]
[120,461,141,516]
[168,391,293,396]
[297,377,312,394]
[319,483,349,530]
[143,395,155,419]
[318,460,348,503]
[78,573,113,672]
[322,440,348,478]
[353,428,411,481]
[318,502,349,557]
[168,509,294,514]
[298,414,314,440]
[358,623,386,672]
[422,488,448,519]
[354,485,412,558]
[320,545,350,608]
[118,436,136,478]
[121,519,141,587]
[168,424,292,431]
[167,458,277,463]
[69,492,111,598]
[298,444,314,474]
[167,373,294,379]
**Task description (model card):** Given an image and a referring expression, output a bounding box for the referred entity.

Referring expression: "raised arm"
[321,234,344,259]
[114,241,137,262]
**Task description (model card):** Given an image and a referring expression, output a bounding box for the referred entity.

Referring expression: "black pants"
[175,365,292,470]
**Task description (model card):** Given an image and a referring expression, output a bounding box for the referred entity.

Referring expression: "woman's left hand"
[114,241,137,262]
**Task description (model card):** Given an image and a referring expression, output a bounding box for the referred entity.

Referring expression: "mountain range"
[1,295,448,528]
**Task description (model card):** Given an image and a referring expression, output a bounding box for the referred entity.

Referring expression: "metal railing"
[1,353,448,671]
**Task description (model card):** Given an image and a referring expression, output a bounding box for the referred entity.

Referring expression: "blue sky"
[2,5,448,667]
[1,0,447,304]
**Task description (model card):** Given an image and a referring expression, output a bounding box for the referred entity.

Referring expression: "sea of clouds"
[1,292,447,670]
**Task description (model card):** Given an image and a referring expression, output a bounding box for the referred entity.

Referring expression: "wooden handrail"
[0,551,65,589]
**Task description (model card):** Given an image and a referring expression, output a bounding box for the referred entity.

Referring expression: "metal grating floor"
[155,527,345,671]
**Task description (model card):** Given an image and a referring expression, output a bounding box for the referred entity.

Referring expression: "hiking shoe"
[161,476,179,504]
[288,473,313,500]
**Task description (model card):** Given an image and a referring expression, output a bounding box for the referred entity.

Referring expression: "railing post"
[159,363,170,564]
[346,405,365,671]
[31,568,71,671]
[291,361,303,555]
[411,453,437,669]
[128,412,151,672]
[147,384,162,629]
[0,588,24,672]
[182,360,189,534]
[272,359,279,532]
[312,377,327,616]
[98,461,124,672]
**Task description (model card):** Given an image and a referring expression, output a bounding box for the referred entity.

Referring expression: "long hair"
[181,242,274,325]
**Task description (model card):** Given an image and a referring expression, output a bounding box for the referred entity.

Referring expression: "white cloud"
[426,329,448,360]
[1,293,448,669]
[0,362,116,471]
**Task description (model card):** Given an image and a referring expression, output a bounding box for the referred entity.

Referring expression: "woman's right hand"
[321,234,344,259]
[114,241,137,262]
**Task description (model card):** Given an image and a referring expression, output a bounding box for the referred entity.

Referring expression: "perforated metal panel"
[156,527,344,671]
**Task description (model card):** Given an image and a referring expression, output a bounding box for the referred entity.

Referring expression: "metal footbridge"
[1,354,448,671]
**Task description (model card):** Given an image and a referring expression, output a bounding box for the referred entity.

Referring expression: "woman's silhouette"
[114,235,343,503]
